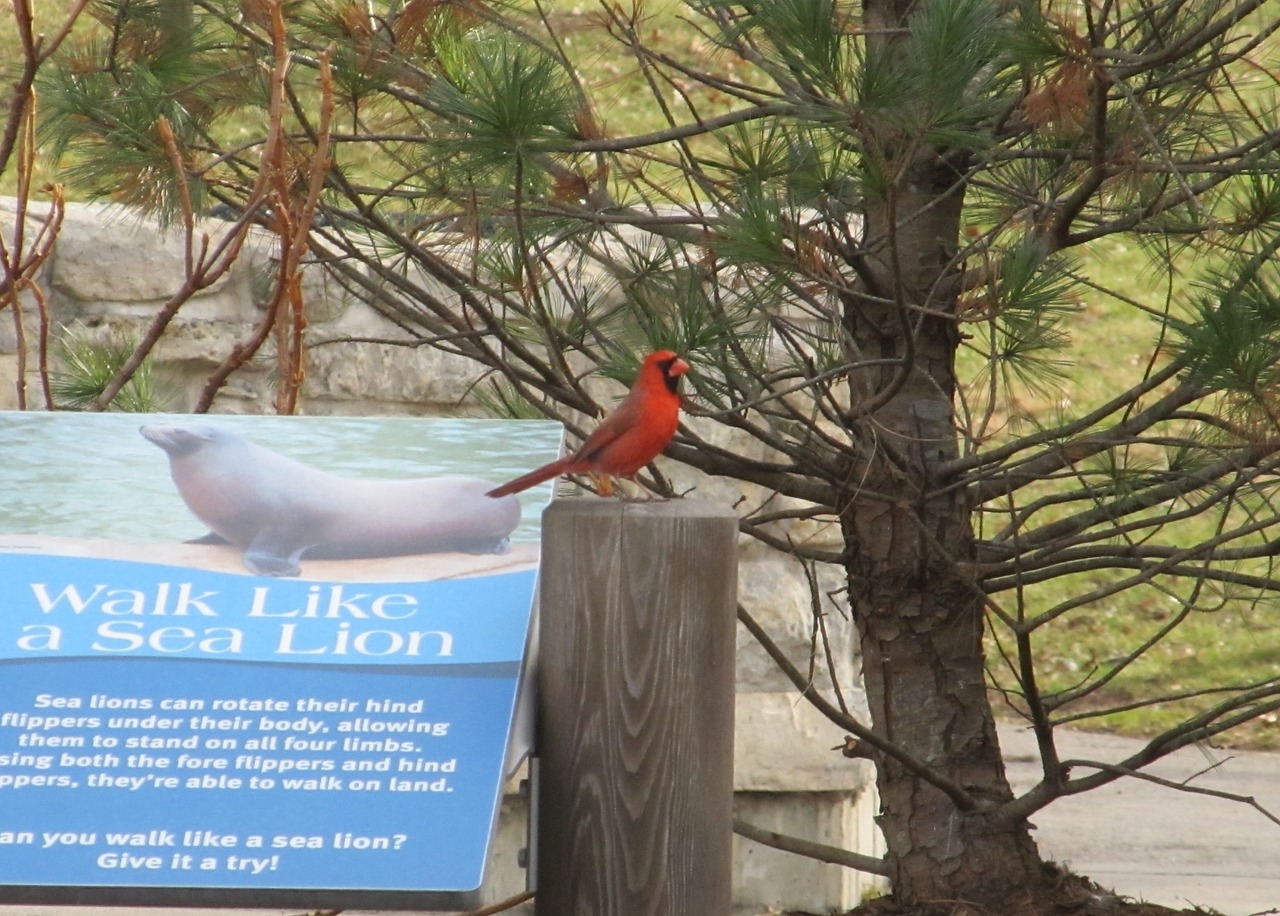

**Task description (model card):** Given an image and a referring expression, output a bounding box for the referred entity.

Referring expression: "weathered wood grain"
[536,499,738,916]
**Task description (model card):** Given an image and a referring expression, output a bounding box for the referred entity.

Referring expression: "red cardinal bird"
[487,350,689,498]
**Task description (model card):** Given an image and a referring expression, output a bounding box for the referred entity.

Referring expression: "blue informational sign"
[0,413,562,908]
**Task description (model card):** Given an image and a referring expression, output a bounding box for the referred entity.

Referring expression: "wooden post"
[535,499,737,916]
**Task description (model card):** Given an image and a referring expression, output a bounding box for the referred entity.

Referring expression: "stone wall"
[0,195,884,913]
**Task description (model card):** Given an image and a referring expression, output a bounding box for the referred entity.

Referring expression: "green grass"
[1020,581,1280,747]
[971,238,1280,749]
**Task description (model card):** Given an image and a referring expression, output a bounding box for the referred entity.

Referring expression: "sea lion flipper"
[457,535,511,556]
[186,531,231,546]
[244,528,312,578]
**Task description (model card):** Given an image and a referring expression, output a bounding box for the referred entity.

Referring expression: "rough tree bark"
[839,0,1049,901]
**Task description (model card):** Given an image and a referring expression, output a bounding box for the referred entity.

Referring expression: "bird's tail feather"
[486,456,576,498]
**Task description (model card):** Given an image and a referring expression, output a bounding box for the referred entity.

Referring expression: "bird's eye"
[658,358,684,394]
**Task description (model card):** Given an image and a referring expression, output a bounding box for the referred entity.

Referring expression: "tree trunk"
[841,190,1049,905]
[843,2,1049,900]
[841,477,1050,903]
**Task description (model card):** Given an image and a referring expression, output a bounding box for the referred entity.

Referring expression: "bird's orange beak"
[670,357,690,377]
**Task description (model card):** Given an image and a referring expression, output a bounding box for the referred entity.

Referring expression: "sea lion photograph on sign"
[140,424,523,577]
[0,412,560,581]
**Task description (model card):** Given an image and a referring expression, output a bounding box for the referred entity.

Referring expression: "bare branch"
[733,818,890,876]
[736,604,981,812]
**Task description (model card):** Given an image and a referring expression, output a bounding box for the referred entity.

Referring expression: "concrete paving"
[1000,724,1280,915]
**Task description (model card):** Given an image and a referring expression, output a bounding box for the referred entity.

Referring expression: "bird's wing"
[571,398,642,465]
